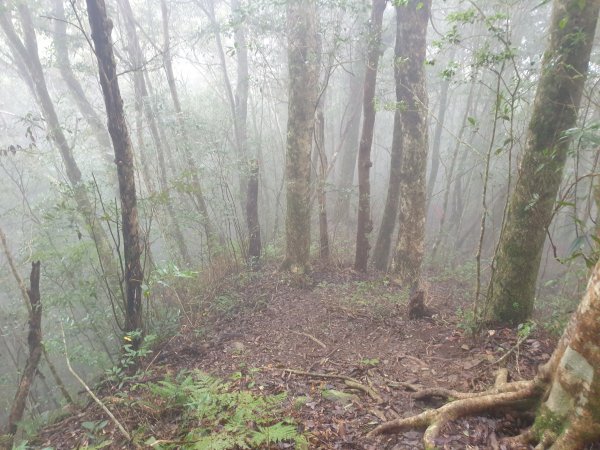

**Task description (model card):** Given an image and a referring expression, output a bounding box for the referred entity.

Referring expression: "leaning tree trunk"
[0,3,116,279]
[354,0,386,272]
[281,0,319,274]
[391,0,431,286]
[485,0,600,325]
[86,0,144,345]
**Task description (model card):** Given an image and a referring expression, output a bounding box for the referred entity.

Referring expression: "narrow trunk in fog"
[160,0,218,257]
[354,0,386,272]
[391,0,430,286]
[232,0,262,266]
[119,0,191,266]
[86,0,144,341]
[282,0,319,273]
[316,100,330,261]
[485,0,600,325]
[335,61,365,228]
[372,6,405,272]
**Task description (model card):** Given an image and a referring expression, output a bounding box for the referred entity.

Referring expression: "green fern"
[144,370,307,449]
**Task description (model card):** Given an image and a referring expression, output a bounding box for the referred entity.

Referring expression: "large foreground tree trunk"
[369,248,600,449]
[354,0,386,272]
[282,0,319,274]
[485,0,600,325]
[391,0,430,286]
[86,0,144,343]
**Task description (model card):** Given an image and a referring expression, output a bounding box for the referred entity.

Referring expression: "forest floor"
[34,261,585,449]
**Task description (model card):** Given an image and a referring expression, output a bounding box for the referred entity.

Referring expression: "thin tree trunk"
[372,7,406,272]
[118,0,190,266]
[86,0,144,344]
[316,100,330,261]
[159,0,217,257]
[334,64,365,229]
[391,0,431,287]
[430,81,476,261]
[354,0,386,272]
[485,0,600,325]
[4,262,42,446]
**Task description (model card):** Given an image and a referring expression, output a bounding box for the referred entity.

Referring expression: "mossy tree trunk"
[282,0,319,273]
[86,0,144,344]
[485,0,600,325]
[391,0,430,286]
[354,0,386,272]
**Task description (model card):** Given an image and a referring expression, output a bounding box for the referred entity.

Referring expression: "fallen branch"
[290,330,327,349]
[264,367,383,403]
[60,324,132,442]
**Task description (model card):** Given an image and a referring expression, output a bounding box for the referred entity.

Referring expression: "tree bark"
[316,100,330,261]
[118,0,191,267]
[52,0,112,163]
[4,262,42,447]
[354,0,386,272]
[485,0,600,325]
[86,0,144,343]
[391,0,431,286]
[372,4,405,272]
[281,0,319,273]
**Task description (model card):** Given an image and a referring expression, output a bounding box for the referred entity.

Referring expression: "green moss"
[532,406,566,441]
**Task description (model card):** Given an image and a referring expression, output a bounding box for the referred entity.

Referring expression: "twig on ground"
[263,367,383,403]
[60,324,132,443]
[290,330,327,349]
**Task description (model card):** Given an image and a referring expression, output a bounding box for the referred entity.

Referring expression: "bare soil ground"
[35,263,582,449]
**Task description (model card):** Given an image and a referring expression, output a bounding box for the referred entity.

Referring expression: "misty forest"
[1,0,600,448]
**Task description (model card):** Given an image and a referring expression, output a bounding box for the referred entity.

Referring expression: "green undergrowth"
[143,370,309,449]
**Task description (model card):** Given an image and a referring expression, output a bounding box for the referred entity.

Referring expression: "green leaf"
[559,16,568,29]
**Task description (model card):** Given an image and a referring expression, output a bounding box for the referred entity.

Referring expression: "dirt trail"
[36,264,558,449]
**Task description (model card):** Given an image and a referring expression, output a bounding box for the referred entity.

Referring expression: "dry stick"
[266,367,383,403]
[492,334,529,366]
[290,330,327,349]
[60,324,132,442]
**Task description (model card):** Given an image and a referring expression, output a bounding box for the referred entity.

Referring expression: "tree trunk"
[316,100,330,261]
[391,0,431,287]
[354,0,386,272]
[334,63,364,229]
[86,0,144,343]
[372,5,405,272]
[426,65,453,205]
[159,0,218,258]
[118,0,191,266]
[0,3,116,279]
[52,0,112,163]
[485,0,600,325]
[281,0,319,274]
[232,0,261,267]
[3,262,42,447]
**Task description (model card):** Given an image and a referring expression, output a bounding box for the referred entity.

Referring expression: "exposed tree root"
[367,375,544,449]
[264,367,383,403]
